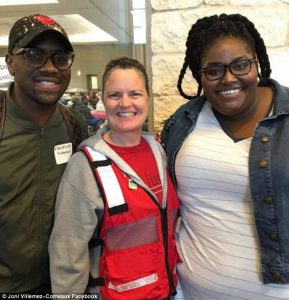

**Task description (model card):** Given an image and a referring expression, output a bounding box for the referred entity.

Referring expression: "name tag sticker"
[54,143,73,165]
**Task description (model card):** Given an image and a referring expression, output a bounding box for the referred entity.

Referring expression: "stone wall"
[149,0,289,133]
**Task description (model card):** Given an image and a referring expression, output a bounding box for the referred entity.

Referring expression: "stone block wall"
[149,0,289,133]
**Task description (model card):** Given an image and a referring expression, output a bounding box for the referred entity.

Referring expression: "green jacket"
[0,87,88,292]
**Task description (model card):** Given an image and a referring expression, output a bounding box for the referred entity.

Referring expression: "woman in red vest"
[49,57,180,300]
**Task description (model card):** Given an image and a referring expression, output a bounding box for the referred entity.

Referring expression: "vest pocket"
[106,244,159,292]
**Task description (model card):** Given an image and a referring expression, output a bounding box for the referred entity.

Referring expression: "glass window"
[0,0,147,94]
[132,0,146,44]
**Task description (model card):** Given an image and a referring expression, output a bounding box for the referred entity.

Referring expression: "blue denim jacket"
[161,78,289,284]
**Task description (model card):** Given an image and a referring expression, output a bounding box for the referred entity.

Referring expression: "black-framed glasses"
[13,47,75,70]
[201,58,257,81]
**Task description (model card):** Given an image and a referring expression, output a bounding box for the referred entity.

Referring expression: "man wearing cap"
[0,14,88,294]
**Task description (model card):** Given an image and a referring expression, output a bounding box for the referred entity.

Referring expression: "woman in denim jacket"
[161,13,289,300]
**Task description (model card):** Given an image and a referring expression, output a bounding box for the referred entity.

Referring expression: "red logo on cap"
[35,15,55,26]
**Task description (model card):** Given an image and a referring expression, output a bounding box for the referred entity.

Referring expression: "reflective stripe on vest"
[108,273,158,292]
[83,147,126,211]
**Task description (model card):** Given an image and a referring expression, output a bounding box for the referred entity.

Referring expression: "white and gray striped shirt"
[175,102,289,300]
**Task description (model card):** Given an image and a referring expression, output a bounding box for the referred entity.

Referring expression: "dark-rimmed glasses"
[201,58,257,81]
[13,48,75,70]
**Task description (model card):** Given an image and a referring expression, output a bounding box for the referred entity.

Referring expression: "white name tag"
[54,143,73,165]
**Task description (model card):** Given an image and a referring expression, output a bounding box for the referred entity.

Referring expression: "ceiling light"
[0,0,58,5]
[54,14,117,44]
[0,14,117,47]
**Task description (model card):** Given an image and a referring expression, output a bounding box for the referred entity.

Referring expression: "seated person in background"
[89,90,100,109]
[74,95,95,123]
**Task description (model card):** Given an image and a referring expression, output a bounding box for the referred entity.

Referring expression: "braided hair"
[178,14,271,99]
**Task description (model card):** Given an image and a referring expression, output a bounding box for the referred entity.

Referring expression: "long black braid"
[178,13,271,99]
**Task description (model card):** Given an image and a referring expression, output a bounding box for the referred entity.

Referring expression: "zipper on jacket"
[40,127,44,136]
[160,207,176,296]
[145,190,176,297]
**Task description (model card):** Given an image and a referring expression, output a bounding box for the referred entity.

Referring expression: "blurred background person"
[89,90,100,109]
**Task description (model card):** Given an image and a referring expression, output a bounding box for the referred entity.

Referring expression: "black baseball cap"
[8,14,73,54]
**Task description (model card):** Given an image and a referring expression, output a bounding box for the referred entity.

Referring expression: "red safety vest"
[81,146,180,300]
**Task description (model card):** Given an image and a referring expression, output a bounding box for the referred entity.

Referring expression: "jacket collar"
[259,77,289,116]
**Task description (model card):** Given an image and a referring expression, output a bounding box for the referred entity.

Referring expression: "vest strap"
[89,237,104,248]
[57,102,82,153]
[0,91,6,143]
[81,147,128,215]
[88,275,105,287]
[109,203,128,215]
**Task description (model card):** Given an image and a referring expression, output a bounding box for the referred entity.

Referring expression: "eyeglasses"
[13,48,75,70]
[201,58,257,81]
